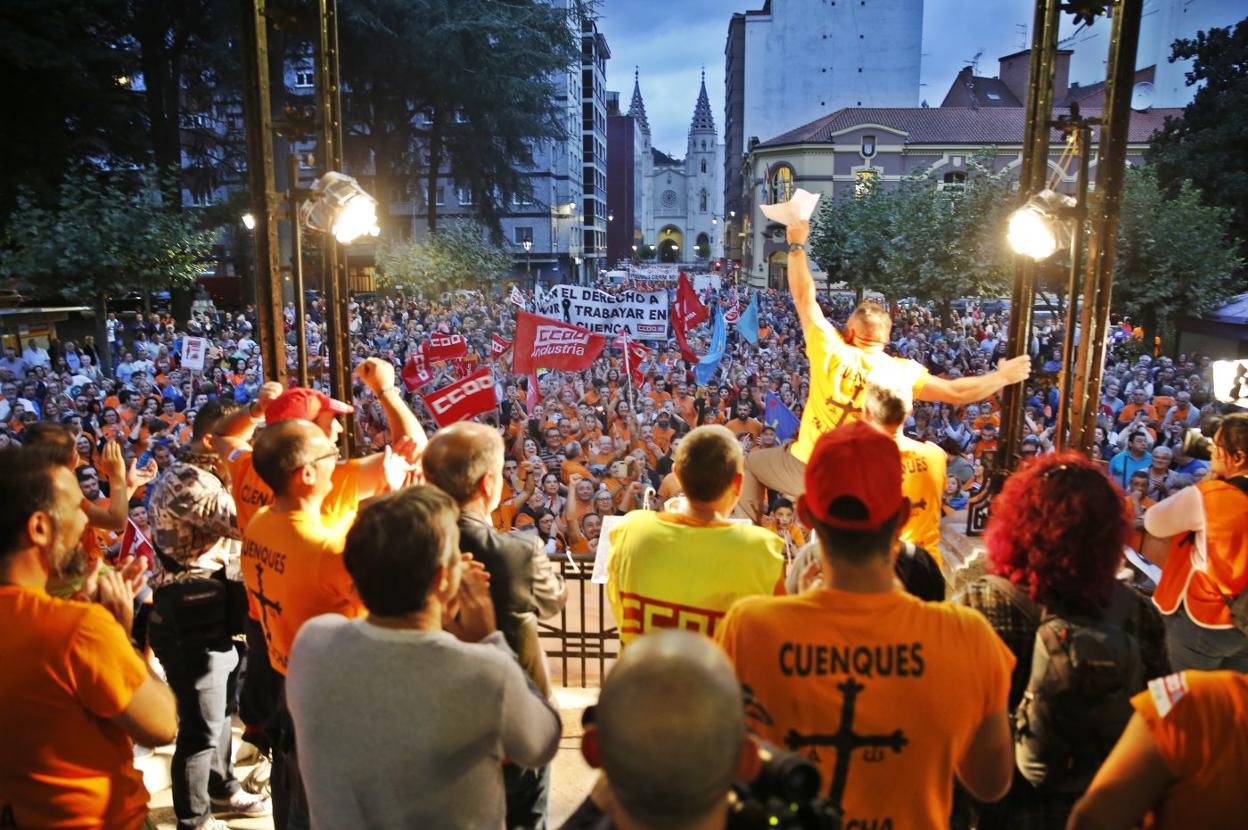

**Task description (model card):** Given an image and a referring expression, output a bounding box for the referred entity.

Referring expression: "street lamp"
[241,212,257,230]
[608,212,615,222]
[523,238,533,286]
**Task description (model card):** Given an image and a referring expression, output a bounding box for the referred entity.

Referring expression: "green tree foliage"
[1113,165,1242,343]
[0,168,218,363]
[375,222,512,293]
[810,153,1015,319]
[340,0,581,235]
[1149,17,1248,259]
[0,0,146,224]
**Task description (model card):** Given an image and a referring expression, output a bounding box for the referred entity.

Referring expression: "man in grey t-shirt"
[287,486,561,829]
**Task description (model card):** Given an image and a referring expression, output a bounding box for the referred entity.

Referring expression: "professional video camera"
[726,743,841,830]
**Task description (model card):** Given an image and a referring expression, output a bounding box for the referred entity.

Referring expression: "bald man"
[578,630,758,830]
[423,421,566,829]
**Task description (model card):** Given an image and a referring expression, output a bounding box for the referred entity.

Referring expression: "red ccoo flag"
[491,333,512,359]
[422,367,498,428]
[422,333,468,363]
[401,355,432,391]
[512,311,606,375]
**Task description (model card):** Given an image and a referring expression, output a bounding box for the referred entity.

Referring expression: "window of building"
[699,189,708,213]
[861,135,877,158]
[985,91,1002,102]
[514,226,534,245]
[768,164,794,204]
[188,189,215,207]
[294,68,314,88]
[457,187,473,206]
[430,186,444,207]
[942,171,967,192]
[701,159,707,173]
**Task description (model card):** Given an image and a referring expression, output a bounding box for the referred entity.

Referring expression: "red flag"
[675,272,709,330]
[526,370,541,411]
[491,333,512,359]
[422,367,497,428]
[672,272,707,364]
[422,333,468,363]
[617,334,653,385]
[512,311,606,375]
[119,518,155,572]
[401,355,432,391]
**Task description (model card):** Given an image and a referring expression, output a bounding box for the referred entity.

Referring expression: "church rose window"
[661,190,678,210]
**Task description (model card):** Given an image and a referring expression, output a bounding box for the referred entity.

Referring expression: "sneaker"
[240,756,271,796]
[210,790,272,818]
[195,820,231,830]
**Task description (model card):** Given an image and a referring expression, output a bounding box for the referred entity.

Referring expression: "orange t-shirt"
[225,445,361,535]
[0,586,149,830]
[716,588,1014,828]
[1132,670,1248,829]
[240,508,365,675]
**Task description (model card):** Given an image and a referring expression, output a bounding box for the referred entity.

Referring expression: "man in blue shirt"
[1109,430,1153,489]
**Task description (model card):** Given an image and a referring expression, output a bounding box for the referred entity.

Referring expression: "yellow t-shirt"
[792,322,929,463]
[0,586,150,830]
[606,511,785,645]
[240,508,364,675]
[898,434,947,563]
[1132,670,1248,830]
[716,588,1013,829]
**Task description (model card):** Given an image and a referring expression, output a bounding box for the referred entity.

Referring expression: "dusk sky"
[594,0,1238,155]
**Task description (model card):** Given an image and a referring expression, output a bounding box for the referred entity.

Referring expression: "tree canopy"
[375,222,512,293]
[1149,16,1248,259]
[340,0,581,236]
[809,153,1016,317]
[1113,165,1242,342]
[0,168,218,306]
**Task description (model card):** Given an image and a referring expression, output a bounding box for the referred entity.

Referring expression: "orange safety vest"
[1153,479,1248,627]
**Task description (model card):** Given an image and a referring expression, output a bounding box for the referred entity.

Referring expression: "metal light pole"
[967,0,1144,534]
[523,239,533,288]
[287,153,309,388]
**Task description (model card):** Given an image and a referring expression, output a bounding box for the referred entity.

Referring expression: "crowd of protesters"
[1,215,1246,830]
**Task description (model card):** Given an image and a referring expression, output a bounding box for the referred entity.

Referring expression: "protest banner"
[423,333,468,363]
[535,285,668,340]
[512,312,606,375]
[180,336,208,371]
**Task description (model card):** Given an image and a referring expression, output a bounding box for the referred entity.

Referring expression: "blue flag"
[694,306,727,386]
[764,392,800,442]
[738,290,759,345]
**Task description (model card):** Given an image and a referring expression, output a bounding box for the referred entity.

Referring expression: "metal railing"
[538,553,619,688]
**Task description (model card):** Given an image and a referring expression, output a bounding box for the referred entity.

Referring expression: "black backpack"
[987,576,1146,794]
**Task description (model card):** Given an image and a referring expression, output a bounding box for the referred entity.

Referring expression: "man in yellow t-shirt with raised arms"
[607,425,785,646]
[717,420,1015,827]
[738,218,1031,522]
[242,418,367,828]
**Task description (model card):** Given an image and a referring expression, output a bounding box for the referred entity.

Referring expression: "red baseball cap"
[264,388,354,424]
[799,420,904,530]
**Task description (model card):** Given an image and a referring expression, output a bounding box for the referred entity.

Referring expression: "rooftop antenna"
[1016,23,1029,51]
[964,49,984,76]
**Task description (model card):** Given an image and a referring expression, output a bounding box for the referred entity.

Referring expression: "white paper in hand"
[759,188,821,226]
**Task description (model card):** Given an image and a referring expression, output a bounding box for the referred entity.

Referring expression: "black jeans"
[239,616,281,754]
[270,682,310,830]
[149,618,242,830]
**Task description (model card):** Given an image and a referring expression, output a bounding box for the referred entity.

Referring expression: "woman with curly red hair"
[952,451,1169,830]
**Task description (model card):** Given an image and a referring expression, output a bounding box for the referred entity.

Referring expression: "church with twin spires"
[607,69,725,266]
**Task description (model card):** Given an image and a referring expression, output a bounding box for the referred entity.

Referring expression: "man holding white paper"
[738,190,1032,522]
